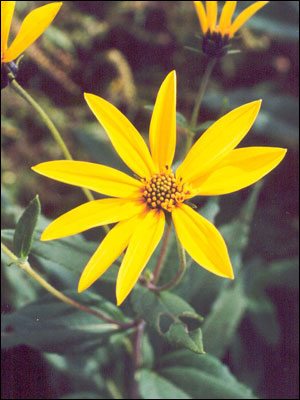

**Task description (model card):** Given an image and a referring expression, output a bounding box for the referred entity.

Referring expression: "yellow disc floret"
[141,166,190,212]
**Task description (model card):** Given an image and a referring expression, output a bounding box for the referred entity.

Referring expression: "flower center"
[202,31,230,58]
[141,166,190,212]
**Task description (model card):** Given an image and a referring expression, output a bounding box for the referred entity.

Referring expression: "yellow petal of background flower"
[206,1,218,31]
[193,1,208,34]
[172,204,234,279]
[229,1,269,37]
[78,216,138,293]
[116,209,165,306]
[149,70,176,171]
[41,198,145,241]
[218,1,237,36]
[84,93,156,179]
[32,160,143,198]
[1,1,16,61]
[176,100,261,183]
[4,2,62,63]
[191,147,287,195]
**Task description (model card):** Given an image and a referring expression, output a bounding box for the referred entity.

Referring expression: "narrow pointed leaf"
[13,195,41,259]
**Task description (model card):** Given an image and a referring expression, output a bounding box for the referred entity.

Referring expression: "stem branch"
[1,242,134,329]
[152,223,172,284]
[148,229,187,292]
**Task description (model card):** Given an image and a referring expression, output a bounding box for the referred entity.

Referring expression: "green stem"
[148,228,186,292]
[130,319,146,399]
[9,78,95,203]
[186,57,217,153]
[1,242,134,329]
[9,77,110,233]
[107,379,124,399]
[152,222,172,284]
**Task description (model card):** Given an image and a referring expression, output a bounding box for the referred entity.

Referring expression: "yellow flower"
[193,1,269,57]
[1,1,62,63]
[32,71,286,305]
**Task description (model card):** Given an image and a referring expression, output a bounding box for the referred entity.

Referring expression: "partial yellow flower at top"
[193,1,269,57]
[1,1,62,63]
[32,71,286,306]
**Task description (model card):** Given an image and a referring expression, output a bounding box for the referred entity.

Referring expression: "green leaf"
[1,291,128,354]
[220,181,263,274]
[198,185,264,353]
[202,280,248,358]
[165,322,204,355]
[157,350,257,399]
[131,287,204,354]
[1,256,41,309]
[13,195,41,259]
[138,369,191,399]
[247,295,280,346]
[141,333,155,369]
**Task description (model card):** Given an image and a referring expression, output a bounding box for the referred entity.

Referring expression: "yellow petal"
[172,204,234,279]
[150,71,177,172]
[229,1,269,37]
[4,2,62,63]
[193,1,208,34]
[116,209,165,305]
[191,147,287,195]
[218,1,237,36]
[177,100,262,183]
[78,216,138,293]
[32,160,143,198]
[41,198,145,241]
[206,1,218,31]
[1,1,16,61]
[84,93,156,179]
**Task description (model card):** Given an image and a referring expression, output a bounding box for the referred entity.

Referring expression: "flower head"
[1,1,62,64]
[32,71,286,305]
[193,1,269,57]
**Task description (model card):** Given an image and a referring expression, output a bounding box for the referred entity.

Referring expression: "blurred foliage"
[1,1,299,399]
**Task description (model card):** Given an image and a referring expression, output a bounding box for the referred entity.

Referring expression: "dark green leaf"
[247,296,280,345]
[13,195,40,259]
[1,256,41,309]
[141,333,155,369]
[131,287,204,354]
[165,322,204,355]
[1,290,128,354]
[158,349,257,399]
[220,181,263,274]
[202,280,248,358]
[138,369,191,399]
